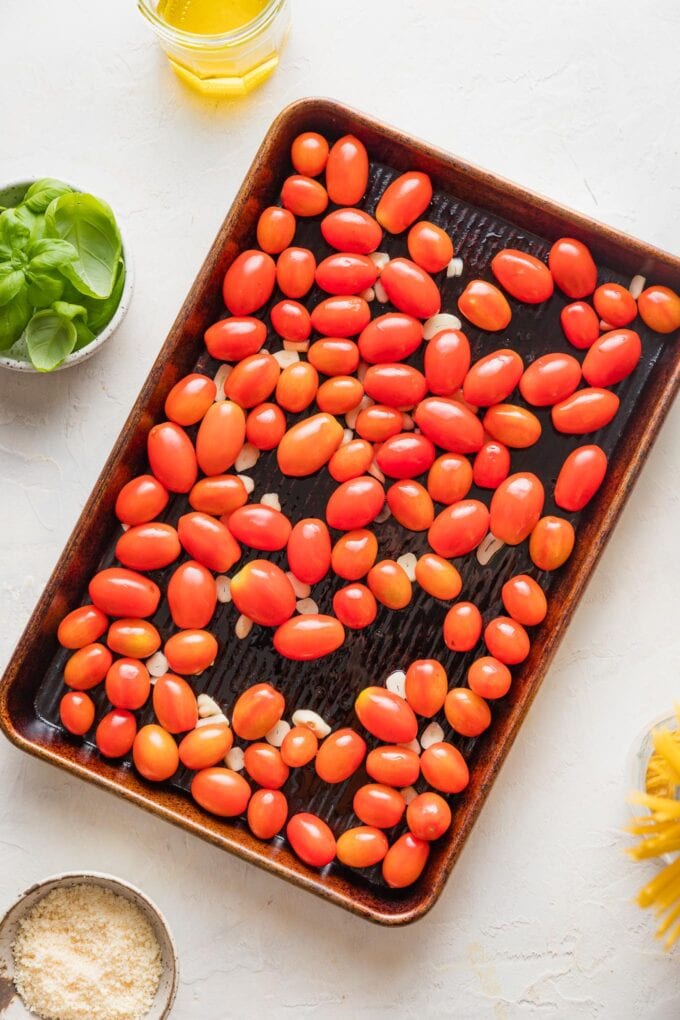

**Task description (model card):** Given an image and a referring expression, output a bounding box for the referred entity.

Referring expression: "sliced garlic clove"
[197,693,223,718]
[397,553,417,582]
[476,532,505,566]
[423,312,463,339]
[291,709,331,738]
[235,614,253,639]
[286,572,311,599]
[446,257,464,278]
[197,712,229,729]
[374,279,389,303]
[385,670,406,698]
[265,719,291,747]
[261,492,281,511]
[420,721,444,749]
[629,274,646,299]
[226,746,245,771]
[296,598,318,615]
[215,575,232,603]
[369,251,390,272]
[273,348,300,368]
[146,651,168,678]
[214,363,232,400]
[234,443,259,473]
[238,474,255,495]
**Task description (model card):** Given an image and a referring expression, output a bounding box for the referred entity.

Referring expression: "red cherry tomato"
[164,630,218,675]
[315,253,377,295]
[287,518,331,584]
[582,329,641,386]
[364,363,428,408]
[328,439,374,482]
[167,560,216,629]
[325,135,369,205]
[165,373,216,426]
[310,295,371,338]
[353,783,406,828]
[489,472,545,545]
[275,362,318,413]
[247,789,288,839]
[382,832,430,888]
[473,441,510,489]
[316,376,364,415]
[331,529,378,580]
[230,560,296,627]
[326,476,385,530]
[376,171,433,234]
[133,724,179,782]
[337,827,388,868]
[491,248,554,303]
[204,316,267,361]
[386,479,435,531]
[115,475,169,526]
[178,512,241,572]
[308,338,360,376]
[420,742,469,794]
[560,301,600,349]
[115,523,180,572]
[276,247,316,298]
[226,351,280,409]
[424,329,471,396]
[106,657,151,711]
[593,282,637,327]
[227,504,292,551]
[414,397,484,453]
[95,708,137,758]
[415,554,462,600]
[443,602,483,652]
[321,207,383,254]
[222,250,276,315]
[59,691,95,735]
[246,402,287,450]
[458,280,511,331]
[483,404,541,448]
[551,388,619,433]
[244,743,290,790]
[107,619,161,659]
[152,673,198,733]
[281,175,328,217]
[549,238,597,298]
[407,221,453,273]
[315,728,367,784]
[380,258,441,318]
[407,792,452,841]
[376,433,435,479]
[638,285,680,334]
[484,617,530,664]
[463,349,524,407]
[428,500,489,557]
[179,723,233,770]
[332,583,377,629]
[529,515,575,570]
[367,559,412,610]
[270,300,312,343]
[468,657,512,700]
[287,813,336,867]
[519,353,582,406]
[147,421,197,493]
[256,206,296,254]
[501,574,547,626]
[189,474,248,516]
[195,400,246,476]
[191,767,251,816]
[554,444,607,511]
[358,313,422,364]
[273,615,345,660]
[405,659,447,717]
[365,745,420,787]
[445,687,491,737]
[277,413,344,477]
[427,453,473,505]
[291,131,329,177]
[355,404,404,442]
[354,687,418,743]
[89,568,160,619]
[232,683,285,741]
[58,605,108,649]
[281,725,319,767]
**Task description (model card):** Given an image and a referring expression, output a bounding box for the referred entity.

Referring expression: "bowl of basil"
[0,178,132,373]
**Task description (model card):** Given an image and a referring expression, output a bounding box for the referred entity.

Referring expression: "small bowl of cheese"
[0,872,178,1020]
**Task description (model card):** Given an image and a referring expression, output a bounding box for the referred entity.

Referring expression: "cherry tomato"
[414,397,484,453]
[551,388,619,433]
[473,441,510,489]
[380,258,441,318]
[316,375,364,415]
[376,433,435,480]
[270,300,312,343]
[593,282,637,327]
[376,171,432,234]
[445,687,491,737]
[189,474,249,515]
[275,361,318,412]
[152,673,198,733]
[353,783,405,828]
[178,512,241,572]
[287,518,332,584]
[179,723,233,770]
[204,316,267,361]
[115,474,169,526]
[407,792,452,841]
[246,403,287,451]
[560,301,600,349]
[276,246,316,298]
[147,421,197,493]
[244,743,290,789]
[227,504,292,551]
[420,741,469,794]
[491,248,553,302]
[247,789,288,840]
[484,616,530,664]
[355,404,404,442]
[232,682,285,741]
[308,337,360,376]
[291,131,329,176]
[359,313,422,364]
[133,724,179,782]
[582,329,641,387]
[115,523,180,572]
[483,404,541,448]
[281,174,328,217]
[59,691,95,736]
[367,559,412,610]
[256,206,296,254]
[164,630,218,675]
[274,614,345,660]
[424,329,471,396]
[554,444,607,511]
[107,619,161,659]
[105,657,151,710]
[321,207,383,254]
[191,767,251,816]
[529,515,575,571]
[332,583,377,629]
[326,134,369,205]
[458,280,511,331]
[167,560,216,629]
[405,659,447,717]
[355,687,418,743]
[281,725,318,767]
[386,479,435,531]
[501,574,547,626]
[443,602,483,652]
[428,500,489,557]
[195,400,246,476]
[326,476,385,530]
[548,237,597,298]
[415,554,462,600]
[427,453,473,505]
[638,285,680,334]
[328,439,374,482]
[58,605,108,649]
[463,349,523,408]
[331,529,378,580]
[277,412,344,476]
[468,657,512,699]
[337,827,388,868]
[165,373,216,426]
[95,708,136,758]
[489,472,544,545]
[365,745,420,787]
[89,569,160,619]
[310,295,371,338]
[315,728,367,784]
[287,813,336,867]
[315,253,377,295]
[519,353,582,406]
[364,363,427,408]
[226,351,280,409]
[382,832,430,888]
[222,250,276,315]
[407,221,453,273]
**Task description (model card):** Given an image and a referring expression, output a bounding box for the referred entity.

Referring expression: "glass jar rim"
[138,0,286,46]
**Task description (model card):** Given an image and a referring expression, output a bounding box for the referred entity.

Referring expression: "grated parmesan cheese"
[12,883,162,1020]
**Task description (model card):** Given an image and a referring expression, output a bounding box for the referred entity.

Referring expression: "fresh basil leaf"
[24,309,77,371]
[24,178,73,214]
[0,283,31,350]
[73,320,95,351]
[0,266,25,307]
[82,257,126,334]
[0,208,31,252]
[52,300,88,322]
[45,193,121,299]
[28,237,78,270]
[26,268,64,307]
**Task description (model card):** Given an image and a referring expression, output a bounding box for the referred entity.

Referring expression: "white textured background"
[2,1,679,1016]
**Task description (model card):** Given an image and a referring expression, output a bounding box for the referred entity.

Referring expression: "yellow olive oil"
[157,0,269,36]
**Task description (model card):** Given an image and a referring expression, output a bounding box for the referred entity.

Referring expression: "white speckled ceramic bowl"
[0,181,133,374]
[0,872,178,1018]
